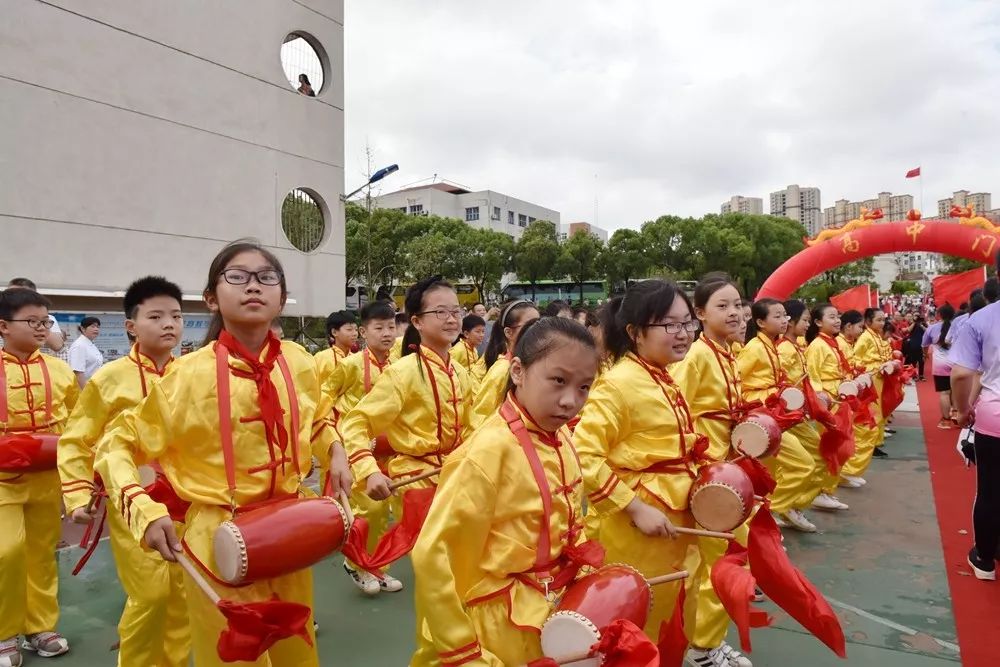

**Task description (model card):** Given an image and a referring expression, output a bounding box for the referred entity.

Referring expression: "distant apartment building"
[769,184,822,236]
[559,221,608,242]
[822,191,913,229]
[371,181,560,240]
[720,195,764,215]
[938,190,992,218]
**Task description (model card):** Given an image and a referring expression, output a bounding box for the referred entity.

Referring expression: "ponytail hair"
[936,303,956,350]
[840,309,863,328]
[505,317,598,394]
[746,298,781,342]
[863,307,882,325]
[484,300,537,369]
[806,303,835,343]
[203,239,287,345]
[604,279,693,363]
[401,275,454,358]
[784,299,807,328]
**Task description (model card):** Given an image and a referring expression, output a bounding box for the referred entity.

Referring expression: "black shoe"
[885,428,897,435]
[873,447,888,458]
[968,547,996,581]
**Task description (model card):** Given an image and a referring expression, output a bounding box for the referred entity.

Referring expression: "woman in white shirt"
[68,316,104,387]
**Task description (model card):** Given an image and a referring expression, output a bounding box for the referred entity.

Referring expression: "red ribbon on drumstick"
[803,380,856,476]
[881,364,915,419]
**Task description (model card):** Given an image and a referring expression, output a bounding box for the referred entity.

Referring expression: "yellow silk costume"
[777,338,827,507]
[313,345,349,388]
[672,337,745,649]
[58,346,189,667]
[805,334,854,493]
[449,339,485,385]
[389,337,404,362]
[95,340,334,667]
[0,350,78,641]
[843,328,891,477]
[470,357,510,430]
[574,354,701,639]
[736,335,816,515]
[411,401,586,666]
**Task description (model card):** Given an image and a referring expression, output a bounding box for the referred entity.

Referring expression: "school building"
[0,0,346,319]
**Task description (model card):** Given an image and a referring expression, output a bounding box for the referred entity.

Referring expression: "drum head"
[541,611,602,667]
[690,483,746,532]
[781,387,805,411]
[731,422,769,458]
[839,381,859,397]
[213,522,246,584]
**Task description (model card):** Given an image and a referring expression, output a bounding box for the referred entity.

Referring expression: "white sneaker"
[771,512,789,528]
[784,509,817,533]
[379,573,404,593]
[0,637,21,667]
[20,632,68,658]
[343,562,380,596]
[839,476,865,489]
[685,646,727,667]
[718,641,753,667]
[811,493,848,511]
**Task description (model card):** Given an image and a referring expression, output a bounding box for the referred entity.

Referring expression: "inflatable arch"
[756,218,1000,300]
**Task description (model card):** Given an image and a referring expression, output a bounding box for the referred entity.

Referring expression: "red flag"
[829,285,870,313]
[905,167,921,178]
[932,267,986,310]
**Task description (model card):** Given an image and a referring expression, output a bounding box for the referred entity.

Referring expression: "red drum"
[838,380,859,397]
[780,386,805,411]
[880,362,897,376]
[689,462,754,532]
[0,433,58,472]
[540,564,651,667]
[892,350,903,361]
[214,496,350,584]
[854,373,872,388]
[731,413,782,458]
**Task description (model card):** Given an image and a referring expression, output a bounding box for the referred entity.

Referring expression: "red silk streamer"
[761,395,806,431]
[528,619,660,667]
[819,402,856,476]
[216,594,313,663]
[747,505,847,657]
[733,456,777,497]
[339,486,437,575]
[880,365,916,419]
[850,385,878,428]
[710,541,773,652]
[657,586,687,667]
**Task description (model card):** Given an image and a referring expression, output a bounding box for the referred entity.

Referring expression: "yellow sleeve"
[57,380,108,512]
[94,384,173,545]
[311,369,338,472]
[736,339,774,404]
[777,342,803,384]
[339,364,406,483]
[412,451,501,666]
[671,348,705,406]
[853,331,882,373]
[62,373,81,414]
[806,342,840,395]
[573,378,637,514]
[470,360,507,429]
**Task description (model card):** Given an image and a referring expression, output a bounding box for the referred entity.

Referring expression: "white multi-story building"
[720,196,764,215]
[769,184,822,236]
[371,181,560,240]
[1,1,345,317]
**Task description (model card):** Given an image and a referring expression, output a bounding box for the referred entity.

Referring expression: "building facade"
[822,191,913,229]
[938,190,992,218]
[769,184,822,236]
[720,195,764,215]
[1,1,345,317]
[559,222,608,242]
[371,181,560,240]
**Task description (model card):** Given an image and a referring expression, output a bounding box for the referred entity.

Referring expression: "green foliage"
[890,280,921,295]
[599,228,652,286]
[558,232,604,302]
[461,227,514,301]
[513,220,561,300]
[282,191,325,253]
[794,258,876,302]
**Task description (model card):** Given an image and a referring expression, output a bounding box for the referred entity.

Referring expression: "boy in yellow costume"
[0,287,79,665]
[414,317,601,666]
[324,300,403,596]
[449,314,486,384]
[313,310,357,386]
[58,277,190,667]
[95,242,351,667]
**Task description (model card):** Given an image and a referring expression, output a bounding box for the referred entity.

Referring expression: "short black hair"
[395,311,408,325]
[7,277,37,290]
[80,316,101,329]
[360,300,395,325]
[462,314,486,332]
[325,310,356,334]
[0,288,51,320]
[123,276,183,318]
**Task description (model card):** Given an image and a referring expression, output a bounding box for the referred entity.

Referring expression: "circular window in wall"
[281,32,326,96]
[281,188,326,253]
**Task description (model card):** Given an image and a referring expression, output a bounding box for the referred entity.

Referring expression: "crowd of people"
[0,240,997,667]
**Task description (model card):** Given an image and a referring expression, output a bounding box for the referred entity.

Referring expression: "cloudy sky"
[344,0,1000,232]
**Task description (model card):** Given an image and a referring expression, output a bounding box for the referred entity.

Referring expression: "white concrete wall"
[0,0,345,316]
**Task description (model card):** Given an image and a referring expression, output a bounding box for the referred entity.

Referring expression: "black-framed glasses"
[219,268,283,286]
[6,318,55,330]
[417,308,462,321]
[647,321,699,334]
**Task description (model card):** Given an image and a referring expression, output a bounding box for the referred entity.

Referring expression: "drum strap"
[413,346,463,456]
[362,347,389,394]
[820,334,855,377]
[0,354,8,424]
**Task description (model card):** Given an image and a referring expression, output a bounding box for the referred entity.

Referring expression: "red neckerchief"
[362,347,389,394]
[819,333,854,377]
[0,349,53,431]
[409,344,463,454]
[127,344,172,398]
[699,336,750,422]
[755,332,788,387]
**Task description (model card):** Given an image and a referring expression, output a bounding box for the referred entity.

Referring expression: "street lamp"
[341,164,400,307]
[342,163,399,201]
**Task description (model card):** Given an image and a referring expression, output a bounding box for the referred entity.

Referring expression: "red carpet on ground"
[916,380,1000,667]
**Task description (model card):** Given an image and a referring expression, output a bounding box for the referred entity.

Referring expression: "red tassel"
[818,403,856,476]
[594,619,660,667]
[341,487,437,574]
[761,395,805,431]
[733,456,776,497]
[657,586,687,667]
[216,594,312,662]
[710,541,773,652]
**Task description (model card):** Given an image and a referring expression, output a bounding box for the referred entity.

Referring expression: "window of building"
[508,211,515,225]
[518,214,528,227]
[280,32,327,96]
[492,206,501,220]
[528,216,536,224]
[466,206,480,222]
[409,204,424,214]
[281,188,326,253]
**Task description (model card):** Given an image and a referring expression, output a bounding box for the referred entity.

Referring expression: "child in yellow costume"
[59,277,190,667]
[336,277,475,663]
[95,241,352,667]
[413,317,601,666]
[324,300,403,596]
[0,288,78,665]
[778,301,831,512]
[737,299,818,533]
[313,310,357,387]
[804,303,854,512]
[574,280,705,643]
[847,307,894,478]
[672,274,753,667]
[837,309,878,488]
[449,314,487,385]
[470,300,539,429]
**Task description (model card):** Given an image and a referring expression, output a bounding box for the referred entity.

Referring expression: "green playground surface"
[50,413,960,666]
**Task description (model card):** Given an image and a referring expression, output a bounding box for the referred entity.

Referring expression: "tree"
[794,258,876,302]
[599,228,652,288]
[941,255,987,274]
[513,220,560,301]
[890,280,921,295]
[558,232,604,303]
[399,216,469,282]
[344,202,433,298]
[462,228,514,302]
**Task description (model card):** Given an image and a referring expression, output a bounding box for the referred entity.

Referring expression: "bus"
[500,280,608,305]
[391,283,482,311]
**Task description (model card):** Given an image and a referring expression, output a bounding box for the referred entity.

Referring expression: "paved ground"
[44,393,961,666]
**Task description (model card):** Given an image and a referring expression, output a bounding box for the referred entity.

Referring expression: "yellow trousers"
[690,523,749,649]
[789,422,830,506]
[764,430,817,514]
[106,508,190,667]
[842,420,881,478]
[0,470,61,639]
[346,489,399,574]
[183,504,318,667]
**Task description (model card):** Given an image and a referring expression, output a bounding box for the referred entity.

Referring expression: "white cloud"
[346,0,1000,230]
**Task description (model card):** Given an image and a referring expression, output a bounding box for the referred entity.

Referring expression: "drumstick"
[388,467,442,491]
[84,491,101,515]
[175,553,221,605]
[336,490,355,525]
[674,526,736,540]
[646,569,689,586]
